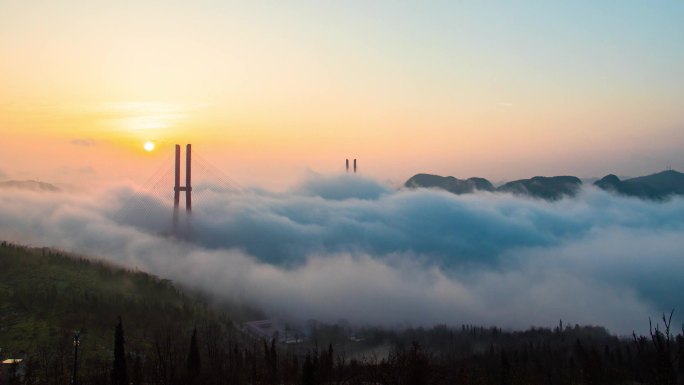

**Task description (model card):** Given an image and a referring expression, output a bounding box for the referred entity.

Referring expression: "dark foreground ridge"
[2,241,684,384]
[406,169,684,200]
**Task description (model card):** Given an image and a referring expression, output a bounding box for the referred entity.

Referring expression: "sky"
[1,1,683,188]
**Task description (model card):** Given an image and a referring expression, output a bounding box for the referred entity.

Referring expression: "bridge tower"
[173,144,192,233]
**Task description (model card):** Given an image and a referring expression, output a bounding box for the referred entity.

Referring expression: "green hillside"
[0,241,240,359]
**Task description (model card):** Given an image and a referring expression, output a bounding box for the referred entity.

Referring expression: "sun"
[144,141,155,152]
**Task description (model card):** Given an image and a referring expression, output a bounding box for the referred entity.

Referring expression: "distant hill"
[0,180,60,192]
[404,174,494,194]
[594,170,684,199]
[497,176,583,200]
[406,170,684,201]
[405,173,581,200]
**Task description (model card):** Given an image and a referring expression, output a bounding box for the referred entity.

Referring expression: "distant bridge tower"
[345,158,357,173]
[173,144,192,233]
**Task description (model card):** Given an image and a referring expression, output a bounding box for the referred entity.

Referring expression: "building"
[1,358,25,383]
[243,319,304,344]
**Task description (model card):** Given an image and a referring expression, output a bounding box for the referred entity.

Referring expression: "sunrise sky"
[1,1,683,189]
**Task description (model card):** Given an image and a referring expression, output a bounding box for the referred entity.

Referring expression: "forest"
[1,241,683,385]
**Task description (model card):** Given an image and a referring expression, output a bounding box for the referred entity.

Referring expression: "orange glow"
[0,2,682,189]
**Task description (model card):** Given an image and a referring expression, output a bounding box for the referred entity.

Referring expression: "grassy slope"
[0,241,235,359]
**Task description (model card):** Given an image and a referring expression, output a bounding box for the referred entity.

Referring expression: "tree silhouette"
[111,317,128,385]
[187,327,201,382]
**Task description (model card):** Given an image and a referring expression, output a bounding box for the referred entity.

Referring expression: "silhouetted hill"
[404,174,495,194]
[594,174,658,198]
[406,170,684,201]
[405,173,582,200]
[497,176,583,200]
[0,179,60,192]
[595,170,684,199]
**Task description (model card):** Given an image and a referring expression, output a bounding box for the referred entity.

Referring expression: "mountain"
[404,174,495,194]
[405,173,582,200]
[496,176,583,200]
[405,170,684,201]
[594,170,684,199]
[0,179,60,192]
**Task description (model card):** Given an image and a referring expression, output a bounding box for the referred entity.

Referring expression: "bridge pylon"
[173,144,192,234]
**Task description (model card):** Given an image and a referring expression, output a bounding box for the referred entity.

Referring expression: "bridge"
[115,145,359,239]
[115,144,242,239]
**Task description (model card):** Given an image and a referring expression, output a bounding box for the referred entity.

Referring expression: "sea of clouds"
[1,174,683,334]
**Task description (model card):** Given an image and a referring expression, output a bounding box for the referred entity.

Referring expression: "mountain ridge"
[405,170,684,200]
[405,174,495,194]
[593,170,684,200]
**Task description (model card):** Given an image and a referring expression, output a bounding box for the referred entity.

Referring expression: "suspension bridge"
[115,145,360,239]
[115,144,242,238]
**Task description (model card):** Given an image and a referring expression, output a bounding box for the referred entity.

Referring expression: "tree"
[187,327,201,381]
[111,317,128,385]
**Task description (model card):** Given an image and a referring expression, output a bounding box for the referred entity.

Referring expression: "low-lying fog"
[2,174,683,334]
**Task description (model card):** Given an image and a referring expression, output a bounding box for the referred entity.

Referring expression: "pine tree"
[111,317,128,385]
[187,327,201,381]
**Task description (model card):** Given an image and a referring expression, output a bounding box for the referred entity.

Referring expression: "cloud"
[1,175,683,334]
[56,166,98,176]
[294,173,392,200]
[70,139,96,147]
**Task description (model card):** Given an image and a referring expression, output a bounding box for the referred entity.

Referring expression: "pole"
[71,331,80,385]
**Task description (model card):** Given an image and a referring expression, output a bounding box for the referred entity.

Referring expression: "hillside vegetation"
[0,241,237,357]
